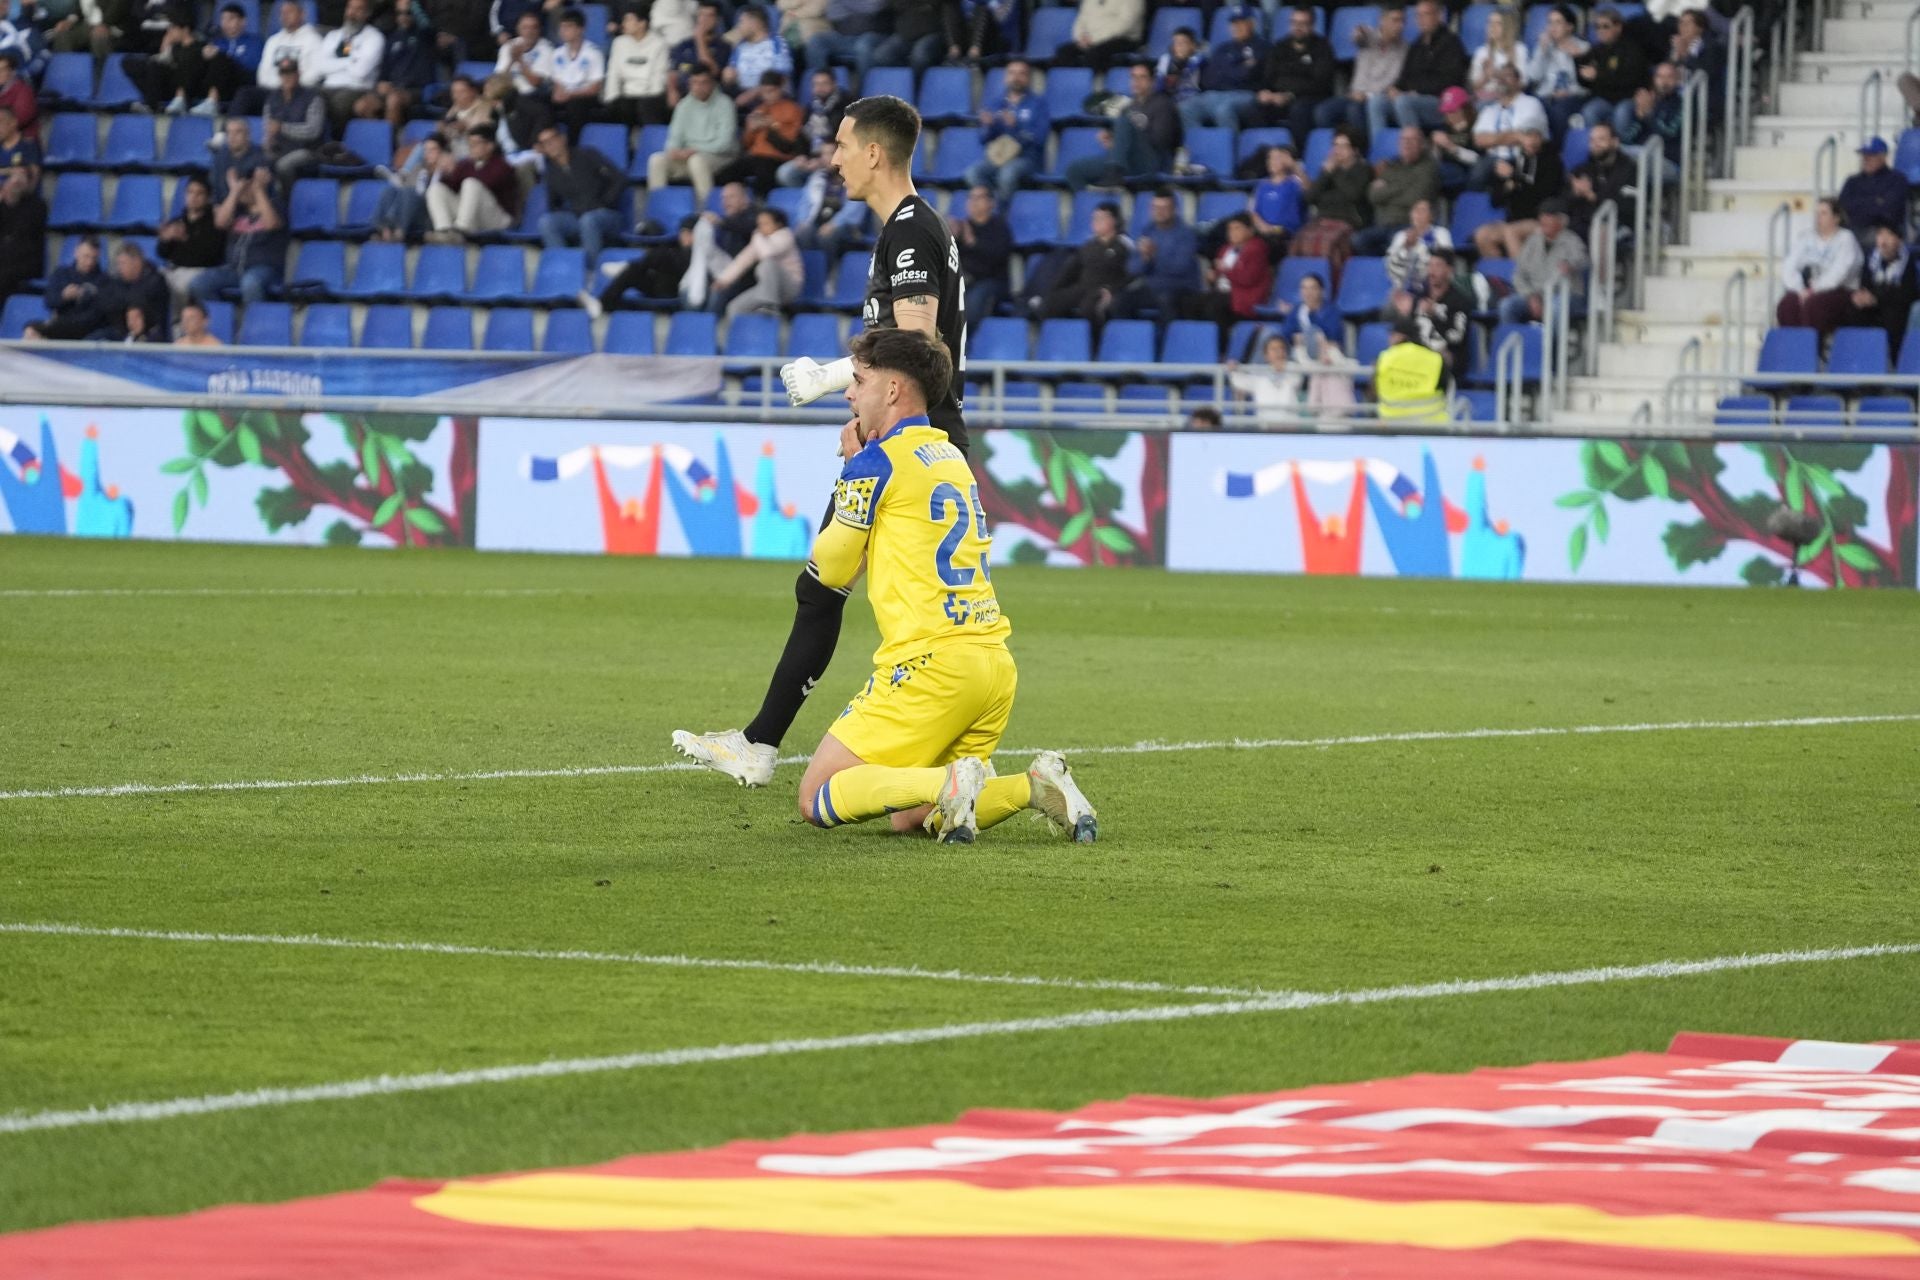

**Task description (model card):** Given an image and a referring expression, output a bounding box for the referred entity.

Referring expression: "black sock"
[743,568,847,748]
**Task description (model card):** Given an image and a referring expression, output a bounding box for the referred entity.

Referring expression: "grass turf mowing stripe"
[4,942,1915,1137]
[3,713,1916,803]
[0,922,1280,1000]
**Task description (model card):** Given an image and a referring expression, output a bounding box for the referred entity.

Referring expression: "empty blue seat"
[1195,190,1245,226]
[917,66,973,123]
[665,310,718,356]
[1461,2,1497,52]
[1054,381,1108,407]
[201,300,236,343]
[578,122,630,170]
[1756,327,1819,377]
[1118,383,1175,414]
[1041,66,1093,122]
[529,247,585,302]
[157,115,214,171]
[92,54,142,108]
[1235,127,1294,168]
[1368,129,1401,165]
[1160,318,1219,366]
[1047,128,1107,185]
[722,311,780,367]
[1302,127,1337,177]
[103,174,162,230]
[422,306,474,350]
[603,311,655,354]
[1897,327,1920,376]
[1827,326,1889,377]
[43,115,98,170]
[969,316,1029,362]
[299,303,353,347]
[359,304,414,348]
[1336,256,1391,317]
[1854,394,1915,427]
[786,311,842,357]
[339,241,407,299]
[287,178,340,235]
[1036,317,1091,363]
[236,301,294,346]
[863,67,915,103]
[1713,395,1772,427]
[1008,190,1062,247]
[1096,318,1155,365]
[1147,6,1203,57]
[1330,6,1382,60]
[627,123,671,178]
[827,252,868,309]
[1025,7,1077,59]
[461,244,529,302]
[1469,322,1543,386]
[39,53,94,104]
[1274,255,1332,305]
[640,185,694,236]
[1063,188,1113,241]
[1561,127,1590,171]
[542,308,593,353]
[1182,126,1234,181]
[1354,320,1393,368]
[287,240,346,296]
[332,119,391,173]
[1783,395,1847,429]
[42,174,94,232]
[339,178,384,234]
[1450,190,1498,245]
[1,294,44,339]
[410,244,469,299]
[927,127,984,184]
[103,114,157,168]
[482,308,535,350]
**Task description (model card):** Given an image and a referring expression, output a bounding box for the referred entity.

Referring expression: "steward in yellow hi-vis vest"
[1375,318,1449,423]
[793,328,1099,848]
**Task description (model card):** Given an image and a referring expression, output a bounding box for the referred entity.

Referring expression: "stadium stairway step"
[1751,113,1881,150]
[1702,180,1818,216]
[1730,145,1827,185]
[1820,15,1918,53]
[1564,374,1673,419]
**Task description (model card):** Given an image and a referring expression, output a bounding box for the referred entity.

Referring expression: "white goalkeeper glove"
[779,355,856,407]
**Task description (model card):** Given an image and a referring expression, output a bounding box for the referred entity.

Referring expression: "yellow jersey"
[824,417,1011,667]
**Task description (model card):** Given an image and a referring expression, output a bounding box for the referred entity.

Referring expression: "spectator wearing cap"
[1500,196,1587,325]
[0,46,38,135]
[0,167,47,303]
[1525,4,1588,139]
[1850,221,1916,347]
[1473,126,1564,259]
[1467,65,1547,191]
[427,126,521,240]
[537,123,625,262]
[1338,6,1407,141]
[649,65,738,204]
[0,102,41,190]
[1248,143,1307,254]
[605,7,671,127]
[1110,187,1200,323]
[1839,138,1910,251]
[1356,126,1439,255]
[1426,85,1480,191]
[1052,0,1145,77]
[723,5,791,100]
[310,0,386,126]
[1375,314,1448,422]
[870,0,961,76]
[1776,197,1863,336]
[263,56,327,184]
[717,70,807,195]
[1392,0,1469,131]
[1574,6,1648,134]
[967,58,1048,202]
[1258,6,1338,148]
[1066,61,1180,191]
[1181,6,1265,131]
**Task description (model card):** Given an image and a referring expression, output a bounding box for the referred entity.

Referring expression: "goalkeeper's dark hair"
[844,94,922,169]
[851,328,952,410]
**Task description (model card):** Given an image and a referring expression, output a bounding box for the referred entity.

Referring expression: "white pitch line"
[0,587,574,599]
[3,712,1915,803]
[4,941,1916,1136]
[0,922,1278,1001]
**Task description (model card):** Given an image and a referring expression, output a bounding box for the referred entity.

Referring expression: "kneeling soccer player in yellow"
[795,328,1098,844]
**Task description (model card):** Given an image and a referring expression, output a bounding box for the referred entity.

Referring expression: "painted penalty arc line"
[3,941,1916,1136]
[3,712,1916,803]
[0,922,1283,1001]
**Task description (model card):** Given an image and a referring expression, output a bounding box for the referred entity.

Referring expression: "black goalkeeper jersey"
[865,193,969,454]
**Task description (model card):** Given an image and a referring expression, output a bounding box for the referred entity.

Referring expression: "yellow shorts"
[829,643,1017,769]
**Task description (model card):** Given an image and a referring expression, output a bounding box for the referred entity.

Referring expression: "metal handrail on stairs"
[1678,70,1711,240]
[1493,327,1525,428]
[1721,267,1752,382]
[1628,142,1665,310]
[1584,197,1618,377]
[1909,6,1920,74]
[1813,133,1840,197]
[1859,69,1884,145]
[1766,200,1796,301]
[1724,7,1757,172]
[1541,272,1574,420]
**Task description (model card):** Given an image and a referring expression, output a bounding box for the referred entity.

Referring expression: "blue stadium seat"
[1469,322,1543,386]
[628,123,670,178]
[827,252,869,309]
[1274,255,1332,306]
[1036,317,1091,363]
[1854,394,1915,426]
[1450,190,1498,245]
[1096,318,1156,365]
[1046,128,1107,185]
[43,175,95,235]
[982,66,1007,106]
[201,300,235,344]
[237,301,294,346]
[794,247,829,307]
[1,294,44,339]
[1235,127,1295,168]
[359,304,414,348]
[603,310,655,354]
[578,122,631,171]
[1461,3,1497,52]
[1898,327,1920,376]
[43,115,98,170]
[786,311,842,357]
[1147,7,1203,58]
[410,244,469,300]
[287,240,346,296]
[1757,326,1819,377]
[299,303,353,347]
[969,316,1030,362]
[1783,394,1847,428]
[1897,129,1920,185]
[39,53,94,105]
[1195,189,1245,226]
[1368,129,1400,165]
[462,244,529,303]
[1226,319,1271,362]
[1713,394,1772,427]
[1354,320,1393,368]
[722,312,781,367]
[639,185,694,237]
[1024,7,1078,60]
[1336,256,1391,318]
[92,54,143,109]
[665,310,718,355]
[1008,189,1063,247]
[1562,127,1591,172]
[917,66,973,123]
[1828,326,1889,377]
[1118,383,1175,414]
[103,174,163,230]
[530,247,585,302]
[1054,381,1108,407]
[1303,127,1337,177]
[157,115,214,171]
[1064,188,1114,241]
[482,308,535,351]
[1180,126,1234,182]
[1522,4,1556,44]
[542,308,593,353]
[1041,66,1093,122]
[767,185,809,226]
[1103,66,1133,97]
[101,115,156,169]
[1330,6,1381,60]
[422,306,474,350]
[457,59,496,81]
[287,178,340,235]
[399,118,437,148]
[338,241,407,299]
[328,119,390,175]
[339,179,384,235]
[864,67,916,104]
[1160,318,1219,367]
[498,185,548,242]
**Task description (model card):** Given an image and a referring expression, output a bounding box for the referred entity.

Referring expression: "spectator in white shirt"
[548,8,607,140]
[1467,66,1546,190]
[1468,6,1523,103]
[605,7,670,126]
[651,0,697,45]
[310,0,385,125]
[1227,334,1306,424]
[495,10,554,95]
[249,1,322,92]
[1776,197,1866,336]
[724,5,791,101]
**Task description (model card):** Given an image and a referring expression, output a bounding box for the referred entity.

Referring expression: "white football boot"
[931,756,989,844]
[671,729,777,787]
[1027,751,1098,844]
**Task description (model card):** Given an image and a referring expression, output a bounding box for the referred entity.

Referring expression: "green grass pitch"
[2,535,1917,1233]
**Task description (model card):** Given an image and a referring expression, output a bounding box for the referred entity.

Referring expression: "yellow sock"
[976,774,1031,831]
[818,765,946,827]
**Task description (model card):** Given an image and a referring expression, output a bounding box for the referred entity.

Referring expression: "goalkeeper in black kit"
[673,94,974,787]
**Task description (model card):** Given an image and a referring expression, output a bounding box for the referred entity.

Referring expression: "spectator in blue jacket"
[1112,188,1201,322]
[966,57,1049,201]
[1839,138,1911,251]
[1181,6,1266,131]
[129,5,263,117]
[1273,271,1342,354]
